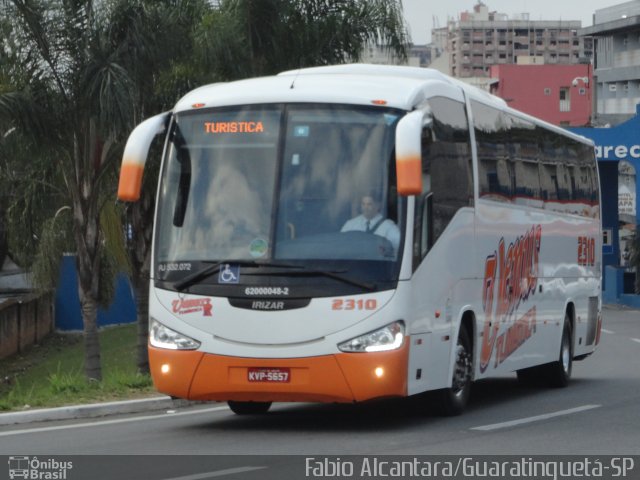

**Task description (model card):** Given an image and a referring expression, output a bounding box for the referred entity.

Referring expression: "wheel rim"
[452,342,472,396]
[561,332,571,373]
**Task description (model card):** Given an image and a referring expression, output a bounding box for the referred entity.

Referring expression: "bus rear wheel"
[545,314,573,388]
[517,313,572,388]
[437,325,472,416]
[227,401,272,415]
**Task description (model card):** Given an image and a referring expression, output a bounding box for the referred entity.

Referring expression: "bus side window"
[413,96,472,269]
[426,97,473,243]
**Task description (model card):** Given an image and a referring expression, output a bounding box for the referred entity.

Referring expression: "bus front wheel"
[227,401,272,415]
[437,325,472,416]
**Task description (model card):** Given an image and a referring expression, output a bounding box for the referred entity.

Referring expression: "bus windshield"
[154,104,405,294]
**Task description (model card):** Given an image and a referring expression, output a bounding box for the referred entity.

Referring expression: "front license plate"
[247,367,291,383]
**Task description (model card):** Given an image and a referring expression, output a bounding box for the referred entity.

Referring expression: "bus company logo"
[480,225,542,373]
[172,298,212,316]
[8,456,73,479]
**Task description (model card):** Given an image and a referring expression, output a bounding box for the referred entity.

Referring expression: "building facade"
[572,1,640,307]
[571,106,640,306]
[489,64,592,126]
[447,2,593,78]
[580,1,640,126]
[361,44,428,68]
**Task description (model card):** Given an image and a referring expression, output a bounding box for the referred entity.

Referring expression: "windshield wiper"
[173,260,303,292]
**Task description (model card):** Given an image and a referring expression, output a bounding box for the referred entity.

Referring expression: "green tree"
[0,0,137,381]
[198,0,409,80]
[0,0,214,379]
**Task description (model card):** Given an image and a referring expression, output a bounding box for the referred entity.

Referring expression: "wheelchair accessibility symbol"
[218,264,240,284]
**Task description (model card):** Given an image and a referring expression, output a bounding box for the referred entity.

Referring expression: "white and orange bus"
[118,65,602,415]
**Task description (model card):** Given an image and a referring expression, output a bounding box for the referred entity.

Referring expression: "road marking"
[601,329,614,334]
[0,405,230,438]
[162,466,268,480]
[632,338,640,344]
[471,404,601,431]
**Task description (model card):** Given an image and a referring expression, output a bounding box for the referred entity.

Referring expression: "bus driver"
[340,193,400,252]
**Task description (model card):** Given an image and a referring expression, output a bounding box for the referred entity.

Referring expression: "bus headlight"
[149,318,201,350]
[338,321,405,353]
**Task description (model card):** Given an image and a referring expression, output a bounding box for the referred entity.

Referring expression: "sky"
[402,0,628,44]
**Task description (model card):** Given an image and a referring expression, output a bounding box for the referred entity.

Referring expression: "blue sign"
[218,264,240,284]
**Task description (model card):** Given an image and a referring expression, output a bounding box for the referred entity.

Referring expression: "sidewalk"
[0,396,198,427]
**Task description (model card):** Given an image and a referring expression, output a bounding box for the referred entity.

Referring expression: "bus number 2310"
[332,299,377,310]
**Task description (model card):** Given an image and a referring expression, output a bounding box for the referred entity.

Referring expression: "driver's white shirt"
[340,214,400,251]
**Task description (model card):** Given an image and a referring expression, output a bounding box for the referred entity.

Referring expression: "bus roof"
[278,63,507,108]
[175,74,437,112]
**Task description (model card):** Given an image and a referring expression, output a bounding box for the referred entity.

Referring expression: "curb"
[0,396,196,427]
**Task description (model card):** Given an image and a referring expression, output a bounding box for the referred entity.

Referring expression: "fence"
[0,293,54,360]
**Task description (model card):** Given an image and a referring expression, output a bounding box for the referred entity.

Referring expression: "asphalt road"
[1,306,638,479]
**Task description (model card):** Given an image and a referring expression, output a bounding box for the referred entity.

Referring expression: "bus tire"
[546,314,573,388]
[437,325,472,416]
[227,401,272,415]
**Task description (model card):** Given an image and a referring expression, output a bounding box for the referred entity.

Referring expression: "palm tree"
[2,0,216,378]
[1,0,138,380]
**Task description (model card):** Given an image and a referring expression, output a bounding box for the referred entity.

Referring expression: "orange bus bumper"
[148,341,409,403]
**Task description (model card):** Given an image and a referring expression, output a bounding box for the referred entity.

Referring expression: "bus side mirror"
[395,110,432,196]
[117,112,170,202]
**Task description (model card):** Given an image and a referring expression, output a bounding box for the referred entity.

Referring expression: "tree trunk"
[79,289,102,381]
[134,271,150,374]
[127,187,155,375]
[72,183,104,382]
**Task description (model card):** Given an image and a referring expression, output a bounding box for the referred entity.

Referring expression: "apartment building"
[447,2,592,78]
[580,1,640,125]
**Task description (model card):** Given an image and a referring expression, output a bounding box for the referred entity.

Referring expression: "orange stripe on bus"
[117,162,145,201]
[148,348,204,399]
[396,156,422,196]
[148,341,409,403]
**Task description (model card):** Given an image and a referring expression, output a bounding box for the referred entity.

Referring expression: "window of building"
[559,87,570,112]
[544,88,552,95]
